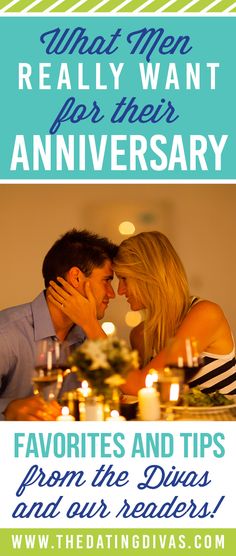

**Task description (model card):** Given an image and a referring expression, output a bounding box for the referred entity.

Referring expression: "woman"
[48,231,236,396]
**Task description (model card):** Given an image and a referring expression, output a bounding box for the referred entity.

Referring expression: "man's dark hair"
[42,229,118,287]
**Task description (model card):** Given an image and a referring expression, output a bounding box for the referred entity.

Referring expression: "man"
[0,229,118,421]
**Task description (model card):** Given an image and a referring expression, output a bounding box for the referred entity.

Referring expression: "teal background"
[0,16,235,180]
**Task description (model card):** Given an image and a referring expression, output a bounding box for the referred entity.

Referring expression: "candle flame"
[170,383,180,402]
[61,406,69,417]
[150,370,158,382]
[145,374,154,388]
[79,380,91,399]
[110,410,119,419]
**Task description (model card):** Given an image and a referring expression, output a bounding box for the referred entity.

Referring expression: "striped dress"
[188,298,236,395]
[189,346,236,394]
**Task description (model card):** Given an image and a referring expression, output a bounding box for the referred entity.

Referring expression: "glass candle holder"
[158,366,184,419]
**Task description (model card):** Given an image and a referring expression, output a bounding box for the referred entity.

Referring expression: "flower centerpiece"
[69,336,139,397]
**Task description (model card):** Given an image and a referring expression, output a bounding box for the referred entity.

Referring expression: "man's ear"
[66,267,85,289]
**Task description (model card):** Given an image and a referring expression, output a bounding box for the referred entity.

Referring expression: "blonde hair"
[113,231,190,365]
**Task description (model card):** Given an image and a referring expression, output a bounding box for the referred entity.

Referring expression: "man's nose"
[108,284,116,298]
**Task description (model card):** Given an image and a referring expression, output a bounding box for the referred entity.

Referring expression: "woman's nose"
[118,280,126,295]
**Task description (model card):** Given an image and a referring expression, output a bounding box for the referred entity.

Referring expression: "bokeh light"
[102,321,116,335]
[125,311,142,328]
[118,221,135,235]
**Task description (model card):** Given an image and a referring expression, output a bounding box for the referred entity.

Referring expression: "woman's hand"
[48,277,96,322]
[48,277,106,339]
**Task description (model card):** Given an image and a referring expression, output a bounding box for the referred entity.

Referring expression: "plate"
[166,403,236,413]
[120,395,138,405]
[161,401,236,420]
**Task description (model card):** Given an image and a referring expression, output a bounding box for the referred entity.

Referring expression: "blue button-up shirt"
[0,291,86,419]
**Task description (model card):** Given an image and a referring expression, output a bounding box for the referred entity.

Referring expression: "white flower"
[90,352,110,370]
[70,337,139,390]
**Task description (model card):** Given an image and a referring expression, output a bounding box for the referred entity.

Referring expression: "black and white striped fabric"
[188,297,236,394]
[189,348,236,394]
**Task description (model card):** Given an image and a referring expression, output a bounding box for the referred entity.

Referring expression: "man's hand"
[4,396,61,421]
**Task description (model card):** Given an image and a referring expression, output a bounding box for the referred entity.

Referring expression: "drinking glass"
[164,337,203,383]
[32,339,68,401]
[158,366,184,419]
[157,336,203,419]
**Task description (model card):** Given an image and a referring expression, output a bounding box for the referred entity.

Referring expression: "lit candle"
[149,369,159,383]
[185,338,193,367]
[56,406,75,421]
[55,341,60,362]
[79,380,92,398]
[47,351,52,371]
[106,410,126,422]
[138,374,160,421]
[169,383,180,402]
